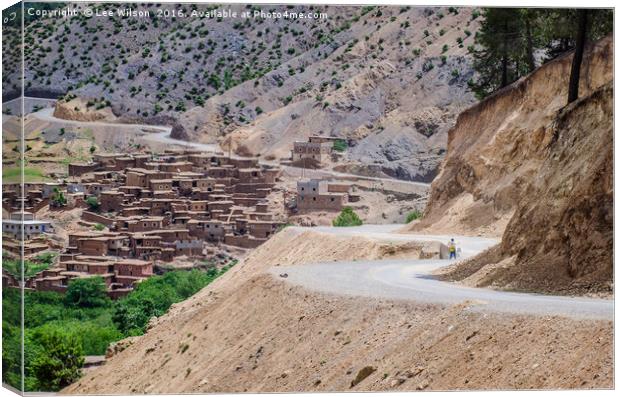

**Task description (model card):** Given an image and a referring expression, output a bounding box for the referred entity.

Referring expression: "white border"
[0,1,617,397]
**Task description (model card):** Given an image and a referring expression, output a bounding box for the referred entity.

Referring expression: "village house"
[2,211,53,240]
[291,136,339,164]
[296,179,359,211]
[4,149,288,297]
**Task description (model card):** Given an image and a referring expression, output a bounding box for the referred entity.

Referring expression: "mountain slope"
[182,6,478,181]
[8,4,480,181]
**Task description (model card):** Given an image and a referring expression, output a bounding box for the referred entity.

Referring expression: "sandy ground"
[63,228,613,393]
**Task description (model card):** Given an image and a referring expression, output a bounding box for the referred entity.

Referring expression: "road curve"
[269,225,613,320]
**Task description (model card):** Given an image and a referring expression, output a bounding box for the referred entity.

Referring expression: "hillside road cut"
[269,225,613,320]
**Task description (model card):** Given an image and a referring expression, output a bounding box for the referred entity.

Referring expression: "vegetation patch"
[2,266,234,391]
[2,252,56,278]
[332,139,348,152]
[406,210,423,223]
[2,166,52,183]
[333,207,363,227]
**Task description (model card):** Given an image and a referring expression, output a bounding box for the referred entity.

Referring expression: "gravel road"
[270,226,613,320]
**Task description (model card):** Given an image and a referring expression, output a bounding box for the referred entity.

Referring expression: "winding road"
[269,225,613,320]
[24,98,429,189]
[12,98,613,320]
[31,106,221,152]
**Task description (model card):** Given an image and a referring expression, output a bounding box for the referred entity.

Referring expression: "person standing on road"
[448,238,457,260]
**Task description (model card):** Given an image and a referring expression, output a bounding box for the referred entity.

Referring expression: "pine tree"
[468,8,525,99]
[469,8,612,100]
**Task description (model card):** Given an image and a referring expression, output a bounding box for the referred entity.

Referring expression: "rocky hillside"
[410,36,613,295]
[62,228,612,394]
[8,4,480,181]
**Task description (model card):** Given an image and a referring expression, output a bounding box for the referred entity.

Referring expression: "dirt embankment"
[54,98,117,122]
[408,36,613,296]
[63,229,613,394]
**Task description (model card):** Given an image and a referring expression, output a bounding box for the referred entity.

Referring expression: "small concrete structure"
[2,212,53,240]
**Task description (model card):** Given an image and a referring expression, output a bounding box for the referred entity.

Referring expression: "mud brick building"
[68,150,285,255]
[296,179,360,211]
[4,149,287,296]
[38,255,153,298]
[291,136,338,164]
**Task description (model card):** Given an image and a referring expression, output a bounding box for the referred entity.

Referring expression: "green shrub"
[406,210,422,223]
[85,196,100,211]
[276,223,292,233]
[422,60,434,73]
[35,252,56,265]
[332,207,363,227]
[332,139,348,152]
[30,329,84,391]
[51,187,67,207]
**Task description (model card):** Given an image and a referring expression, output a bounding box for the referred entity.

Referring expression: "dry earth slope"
[63,229,612,393]
[408,36,613,296]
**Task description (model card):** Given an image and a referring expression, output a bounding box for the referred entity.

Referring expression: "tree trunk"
[568,9,588,104]
[501,56,508,87]
[525,17,535,72]
[501,20,509,87]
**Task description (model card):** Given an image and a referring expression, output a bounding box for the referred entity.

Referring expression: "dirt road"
[28,99,430,188]
[270,226,613,320]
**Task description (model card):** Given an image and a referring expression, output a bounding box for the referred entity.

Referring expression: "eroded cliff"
[412,36,613,295]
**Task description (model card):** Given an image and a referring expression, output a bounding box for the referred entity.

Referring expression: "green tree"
[30,330,84,391]
[468,8,527,99]
[207,73,221,89]
[85,196,100,211]
[567,9,588,104]
[332,139,348,152]
[50,187,67,207]
[332,207,363,227]
[223,69,234,90]
[470,8,612,99]
[64,277,110,308]
[535,8,610,103]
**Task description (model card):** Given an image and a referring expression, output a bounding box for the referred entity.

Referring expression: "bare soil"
[63,229,613,394]
[406,37,614,296]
